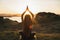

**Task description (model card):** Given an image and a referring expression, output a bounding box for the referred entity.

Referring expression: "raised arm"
[29,10,34,17]
[26,6,34,17]
[21,10,26,21]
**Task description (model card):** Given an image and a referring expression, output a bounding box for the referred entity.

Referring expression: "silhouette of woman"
[22,14,34,40]
[20,6,35,40]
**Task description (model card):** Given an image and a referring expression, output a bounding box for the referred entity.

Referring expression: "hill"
[0,17,22,31]
[34,12,60,33]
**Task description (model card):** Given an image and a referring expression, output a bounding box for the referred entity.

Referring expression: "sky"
[0,0,60,22]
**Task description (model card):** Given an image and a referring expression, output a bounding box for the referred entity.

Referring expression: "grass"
[36,33,60,40]
[0,31,60,40]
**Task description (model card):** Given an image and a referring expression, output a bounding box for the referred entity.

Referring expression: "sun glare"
[16,0,37,14]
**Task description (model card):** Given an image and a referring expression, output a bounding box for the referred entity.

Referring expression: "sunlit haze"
[0,0,60,22]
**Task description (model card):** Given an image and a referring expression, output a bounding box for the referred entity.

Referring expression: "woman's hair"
[22,15,32,35]
[23,14,32,27]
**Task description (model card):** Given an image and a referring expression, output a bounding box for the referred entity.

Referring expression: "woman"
[20,14,33,40]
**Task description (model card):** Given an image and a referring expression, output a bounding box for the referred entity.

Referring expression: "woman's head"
[23,14,32,26]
